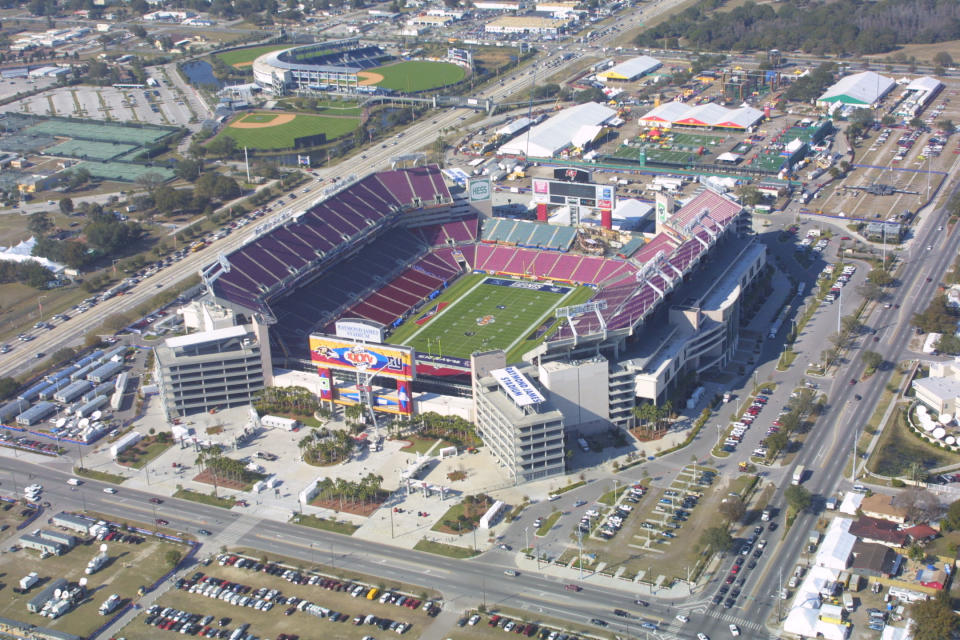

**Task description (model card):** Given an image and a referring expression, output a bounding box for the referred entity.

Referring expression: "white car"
[468,614,480,626]
[676,615,689,624]
[729,624,740,636]
[698,634,710,640]
[103,487,117,494]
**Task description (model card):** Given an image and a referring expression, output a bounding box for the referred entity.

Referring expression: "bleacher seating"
[617,236,646,259]
[212,166,450,313]
[633,232,677,265]
[409,217,478,246]
[480,218,577,252]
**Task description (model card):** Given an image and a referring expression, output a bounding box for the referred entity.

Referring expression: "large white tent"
[637,101,763,130]
[597,55,661,82]
[818,71,895,107]
[499,102,616,157]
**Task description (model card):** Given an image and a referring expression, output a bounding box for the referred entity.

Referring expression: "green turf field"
[216,44,291,67]
[394,274,590,360]
[220,112,360,150]
[371,61,466,92]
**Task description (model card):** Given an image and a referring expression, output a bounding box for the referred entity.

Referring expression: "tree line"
[635,0,960,56]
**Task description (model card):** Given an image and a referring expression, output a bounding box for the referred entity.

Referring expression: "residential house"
[861,493,909,524]
[849,516,909,548]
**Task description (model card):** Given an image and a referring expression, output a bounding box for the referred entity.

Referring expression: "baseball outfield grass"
[370,60,466,92]
[220,112,360,150]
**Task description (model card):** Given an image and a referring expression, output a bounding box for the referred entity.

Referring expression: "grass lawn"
[116,436,172,469]
[289,513,360,536]
[215,44,290,67]
[413,539,479,559]
[597,485,629,506]
[116,554,439,640]
[75,466,127,484]
[0,531,184,638]
[371,61,466,92]
[401,435,448,455]
[220,112,360,150]
[552,480,586,495]
[535,510,561,537]
[173,488,237,509]
[867,406,960,477]
[432,497,493,534]
[394,274,589,360]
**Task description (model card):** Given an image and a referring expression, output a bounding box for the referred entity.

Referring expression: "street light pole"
[576,528,583,582]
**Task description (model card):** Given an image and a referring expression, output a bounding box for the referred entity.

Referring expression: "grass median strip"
[75,466,126,484]
[413,539,479,559]
[290,513,359,535]
[173,488,236,509]
[536,510,561,536]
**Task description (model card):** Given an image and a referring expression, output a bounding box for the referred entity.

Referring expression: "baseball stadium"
[204,164,765,438]
[251,38,467,96]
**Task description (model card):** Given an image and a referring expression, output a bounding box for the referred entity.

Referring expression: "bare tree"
[893,487,942,523]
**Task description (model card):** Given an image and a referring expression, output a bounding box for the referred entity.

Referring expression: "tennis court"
[74,161,174,182]
[25,119,173,146]
[44,139,137,161]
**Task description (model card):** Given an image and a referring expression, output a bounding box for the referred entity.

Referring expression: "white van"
[67,478,81,486]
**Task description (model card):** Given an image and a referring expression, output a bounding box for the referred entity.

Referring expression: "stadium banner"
[415,353,471,369]
[483,277,570,294]
[469,177,491,202]
[335,319,384,343]
[531,179,550,204]
[491,366,545,407]
[397,379,412,415]
[309,334,415,380]
[316,367,334,401]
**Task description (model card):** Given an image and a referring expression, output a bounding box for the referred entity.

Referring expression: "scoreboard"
[531,178,615,211]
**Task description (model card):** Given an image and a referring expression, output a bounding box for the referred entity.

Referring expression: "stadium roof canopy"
[638,101,763,130]
[817,71,895,107]
[598,55,661,82]
[499,102,617,157]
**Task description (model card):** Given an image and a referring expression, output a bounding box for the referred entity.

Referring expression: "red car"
[772,420,782,427]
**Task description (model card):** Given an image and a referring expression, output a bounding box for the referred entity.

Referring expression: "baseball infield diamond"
[230,113,297,128]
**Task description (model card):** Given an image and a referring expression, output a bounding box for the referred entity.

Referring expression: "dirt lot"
[116,555,442,640]
[0,525,183,638]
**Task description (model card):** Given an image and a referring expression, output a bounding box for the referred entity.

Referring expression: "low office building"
[51,512,93,535]
[153,323,270,419]
[849,541,902,579]
[27,579,68,613]
[472,352,565,483]
[913,361,960,414]
[19,534,65,556]
[37,529,75,551]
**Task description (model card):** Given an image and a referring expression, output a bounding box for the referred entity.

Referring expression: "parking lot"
[0,83,196,127]
[116,553,441,640]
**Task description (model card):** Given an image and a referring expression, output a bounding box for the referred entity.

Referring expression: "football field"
[392,275,593,360]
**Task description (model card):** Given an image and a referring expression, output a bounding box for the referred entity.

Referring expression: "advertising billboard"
[469,177,491,202]
[491,366,545,407]
[309,335,415,380]
[335,319,384,343]
[532,178,550,204]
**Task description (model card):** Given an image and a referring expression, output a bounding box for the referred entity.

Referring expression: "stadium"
[202,165,766,482]
[252,38,391,95]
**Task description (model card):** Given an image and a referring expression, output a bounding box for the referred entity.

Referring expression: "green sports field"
[391,274,593,361]
[220,112,360,150]
[216,44,291,67]
[371,61,466,92]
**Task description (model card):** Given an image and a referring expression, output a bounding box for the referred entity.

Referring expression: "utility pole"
[852,426,859,483]
[778,567,783,621]
[244,146,251,184]
[576,528,583,582]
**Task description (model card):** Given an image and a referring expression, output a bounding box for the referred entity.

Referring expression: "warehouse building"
[896,76,944,118]
[484,15,571,34]
[817,71,895,109]
[597,55,661,82]
[499,101,617,157]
